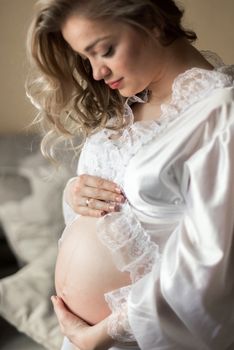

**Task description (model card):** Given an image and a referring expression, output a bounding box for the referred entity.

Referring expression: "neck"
[147,38,214,105]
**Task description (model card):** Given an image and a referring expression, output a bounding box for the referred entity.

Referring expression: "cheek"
[115,48,143,77]
[130,40,153,75]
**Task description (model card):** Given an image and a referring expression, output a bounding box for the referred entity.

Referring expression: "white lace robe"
[63,58,234,349]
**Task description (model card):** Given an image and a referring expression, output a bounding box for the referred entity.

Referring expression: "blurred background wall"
[0,0,36,134]
[0,0,234,134]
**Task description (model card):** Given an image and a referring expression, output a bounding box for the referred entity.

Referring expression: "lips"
[106,78,123,89]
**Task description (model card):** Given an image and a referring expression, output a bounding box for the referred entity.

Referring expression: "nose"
[92,61,111,81]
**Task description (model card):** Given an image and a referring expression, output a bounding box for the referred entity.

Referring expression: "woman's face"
[61,15,164,97]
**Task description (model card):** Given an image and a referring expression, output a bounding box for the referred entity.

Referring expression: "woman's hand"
[64,174,125,217]
[51,296,114,350]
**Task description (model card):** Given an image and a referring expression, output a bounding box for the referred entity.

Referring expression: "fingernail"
[115,187,122,194]
[116,196,125,203]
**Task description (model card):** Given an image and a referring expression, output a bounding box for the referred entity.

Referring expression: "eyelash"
[102,46,114,58]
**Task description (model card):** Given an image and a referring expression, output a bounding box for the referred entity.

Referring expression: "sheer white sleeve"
[62,177,78,226]
[126,102,234,349]
[97,203,160,342]
[105,286,135,342]
[60,149,87,246]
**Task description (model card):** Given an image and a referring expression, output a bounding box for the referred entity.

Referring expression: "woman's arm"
[51,296,115,350]
[127,107,234,350]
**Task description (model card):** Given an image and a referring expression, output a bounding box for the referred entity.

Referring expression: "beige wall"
[0,0,234,134]
[0,0,36,134]
[182,0,234,64]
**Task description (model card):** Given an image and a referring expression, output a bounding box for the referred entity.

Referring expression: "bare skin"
[55,216,131,325]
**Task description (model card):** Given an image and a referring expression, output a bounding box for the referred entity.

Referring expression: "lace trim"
[160,66,234,121]
[97,202,160,283]
[97,203,160,342]
[124,65,234,131]
[200,50,224,67]
[105,286,135,342]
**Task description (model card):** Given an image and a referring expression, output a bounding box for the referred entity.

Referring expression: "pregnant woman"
[27,0,234,349]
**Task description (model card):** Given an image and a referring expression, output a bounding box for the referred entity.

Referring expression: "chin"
[119,91,131,98]
[119,84,147,98]
[119,88,140,98]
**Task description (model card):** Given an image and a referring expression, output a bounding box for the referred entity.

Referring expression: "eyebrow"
[84,35,112,52]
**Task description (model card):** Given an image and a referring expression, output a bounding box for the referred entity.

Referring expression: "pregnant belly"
[55,216,131,325]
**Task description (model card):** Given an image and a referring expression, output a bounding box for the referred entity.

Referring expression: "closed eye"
[102,46,114,58]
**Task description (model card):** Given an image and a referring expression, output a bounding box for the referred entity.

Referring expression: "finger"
[85,198,120,212]
[74,198,121,215]
[52,297,89,349]
[77,206,108,218]
[80,187,125,204]
[51,296,75,323]
[51,296,87,330]
[74,174,123,194]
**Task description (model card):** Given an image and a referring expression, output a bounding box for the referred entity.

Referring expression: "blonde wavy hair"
[26,0,196,159]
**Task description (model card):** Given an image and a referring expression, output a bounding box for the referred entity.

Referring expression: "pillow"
[0,245,63,349]
[0,134,77,349]
[0,169,31,205]
[0,133,36,238]
[0,151,71,266]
